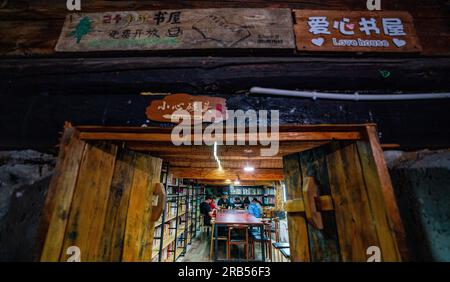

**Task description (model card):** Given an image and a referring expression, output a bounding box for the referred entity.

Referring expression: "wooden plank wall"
[39,129,162,262]
[100,150,136,261]
[297,149,341,261]
[60,141,118,261]
[283,153,311,261]
[122,154,162,261]
[0,0,449,56]
[283,138,405,261]
[38,127,86,261]
[274,182,283,212]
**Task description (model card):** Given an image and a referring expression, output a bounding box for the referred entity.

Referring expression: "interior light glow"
[243,166,255,172]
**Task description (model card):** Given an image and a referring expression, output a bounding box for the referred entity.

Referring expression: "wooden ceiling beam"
[76,124,372,133]
[79,131,361,143]
[194,179,276,186]
[126,141,328,157]
[160,155,281,161]
[167,159,283,169]
[170,167,283,180]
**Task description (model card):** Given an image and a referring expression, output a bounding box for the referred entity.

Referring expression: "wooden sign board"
[145,93,227,124]
[55,9,295,52]
[294,10,422,53]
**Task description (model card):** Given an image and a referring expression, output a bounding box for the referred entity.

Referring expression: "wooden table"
[213,210,265,262]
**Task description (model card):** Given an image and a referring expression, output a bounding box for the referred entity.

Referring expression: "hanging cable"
[213,141,222,170]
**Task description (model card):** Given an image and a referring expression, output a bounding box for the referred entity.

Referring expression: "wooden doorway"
[38,127,163,261]
[37,123,408,261]
[282,126,408,261]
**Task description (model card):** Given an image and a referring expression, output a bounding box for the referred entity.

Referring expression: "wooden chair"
[249,222,272,261]
[209,221,228,260]
[201,225,211,240]
[270,217,280,243]
[280,248,291,262]
[227,224,249,261]
[272,242,289,262]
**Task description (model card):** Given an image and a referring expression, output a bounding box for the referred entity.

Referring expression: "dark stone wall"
[0,150,55,261]
[1,93,450,151]
[386,150,450,261]
[0,176,51,261]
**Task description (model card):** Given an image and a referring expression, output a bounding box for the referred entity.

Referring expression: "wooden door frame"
[38,124,163,261]
[76,123,408,259]
[38,122,408,261]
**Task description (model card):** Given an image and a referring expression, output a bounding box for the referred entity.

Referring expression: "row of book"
[263,197,275,205]
[154,200,178,225]
[229,186,276,196]
[152,175,206,262]
[152,241,176,262]
[227,195,275,206]
[251,195,274,205]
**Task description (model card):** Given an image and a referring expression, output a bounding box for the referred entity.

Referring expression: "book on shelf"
[163,241,176,262]
[266,187,275,195]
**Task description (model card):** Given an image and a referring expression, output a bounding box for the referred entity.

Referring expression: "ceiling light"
[243,165,255,172]
[234,179,240,185]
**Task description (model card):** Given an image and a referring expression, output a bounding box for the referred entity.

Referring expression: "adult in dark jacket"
[200,195,215,226]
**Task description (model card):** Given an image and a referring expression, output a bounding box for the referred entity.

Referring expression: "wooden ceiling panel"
[80,131,360,143]
[194,179,277,186]
[168,159,283,169]
[74,125,369,181]
[170,167,283,180]
[127,141,328,157]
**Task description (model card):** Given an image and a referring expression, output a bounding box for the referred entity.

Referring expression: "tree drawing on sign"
[192,15,250,47]
[70,17,93,43]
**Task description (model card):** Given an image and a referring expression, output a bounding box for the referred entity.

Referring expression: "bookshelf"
[228,185,276,206]
[187,183,204,245]
[152,163,205,262]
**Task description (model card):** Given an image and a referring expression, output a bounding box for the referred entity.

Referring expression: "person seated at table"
[248,197,263,219]
[233,197,243,209]
[200,195,215,228]
[210,196,217,210]
[243,196,251,208]
[210,197,219,217]
[217,194,233,209]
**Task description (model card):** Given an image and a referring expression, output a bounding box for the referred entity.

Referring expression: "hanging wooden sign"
[294,10,422,53]
[145,93,227,124]
[55,8,295,52]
